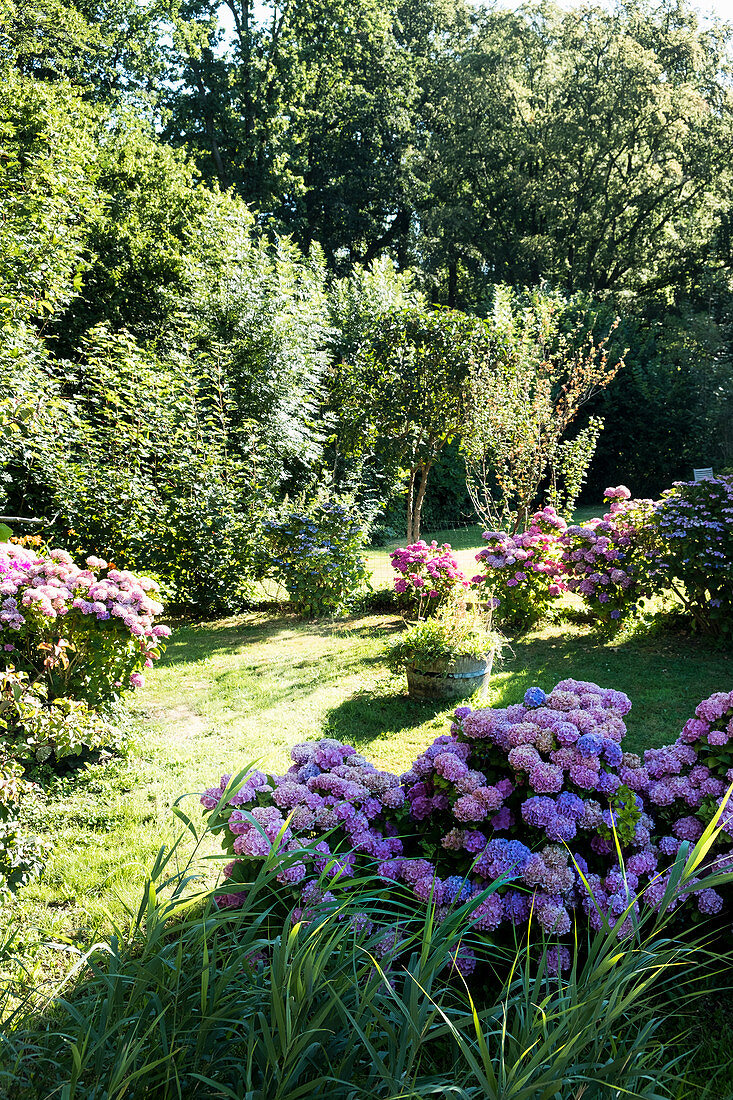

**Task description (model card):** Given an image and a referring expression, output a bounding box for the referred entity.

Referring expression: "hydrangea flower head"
[524,686,547,709]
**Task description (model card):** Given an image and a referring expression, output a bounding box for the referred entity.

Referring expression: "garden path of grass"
[7,609,732,974]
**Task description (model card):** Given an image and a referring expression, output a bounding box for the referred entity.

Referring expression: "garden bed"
[6,610,732,946]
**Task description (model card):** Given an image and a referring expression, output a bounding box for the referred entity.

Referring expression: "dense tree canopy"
[420,2,733,300]
[1,0,733,606]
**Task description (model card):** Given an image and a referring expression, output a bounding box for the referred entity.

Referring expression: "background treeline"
[1,0,732,607]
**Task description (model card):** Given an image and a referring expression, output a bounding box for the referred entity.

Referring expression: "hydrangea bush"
[559,487,662,628]
[389,541,469,617]
[0,756,47,895]
[632,689,733,911]
[261,500,370,617]
[0,543,170,705]
[653,476,733,638]
[203,681,732,969]
[472,507,567,629]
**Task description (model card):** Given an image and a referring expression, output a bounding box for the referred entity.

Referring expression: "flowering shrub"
[0,543,170,705]
[631,689,733,914]
[559,487,662,629]
[0,756,46,895]
[0,666,116,762]
[203,681,732,968]
[653,476,733,637]
[472,507,567,629]
[262,501,370,617]
[389,541,469,617]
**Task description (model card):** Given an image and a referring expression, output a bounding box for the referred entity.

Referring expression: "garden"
[0,474,732,1098]
[3,0,733,1093]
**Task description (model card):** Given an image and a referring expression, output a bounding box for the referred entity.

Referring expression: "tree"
[335,306,491,541]
[461,287,623,531]
[161,0,425,269]
[418,1,733,303]
[1,0,168,100]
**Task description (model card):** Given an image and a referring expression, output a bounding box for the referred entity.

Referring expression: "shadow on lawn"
[157,613,401,670]
[324,688,448,744]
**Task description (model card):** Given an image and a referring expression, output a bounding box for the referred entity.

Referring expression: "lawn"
[365,508,603,586]
[3,603,733,1099]
[9,607,732,964]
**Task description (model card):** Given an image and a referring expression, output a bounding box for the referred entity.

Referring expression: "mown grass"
[365,507,608,586]
[1,604,732,1097]
[6,607,731,969]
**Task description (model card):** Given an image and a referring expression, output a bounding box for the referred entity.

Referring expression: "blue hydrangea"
[556,791,586,820]
[577,733,604,757]
[602,739,623,767]
[443,875,473,905]
[523,686,547,709]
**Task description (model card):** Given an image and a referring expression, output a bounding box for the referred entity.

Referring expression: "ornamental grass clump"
[4,798,727,1100]
[472,506,567,629]
[559,486,662,628]
[202,681,733,963]
[390,540,470,617]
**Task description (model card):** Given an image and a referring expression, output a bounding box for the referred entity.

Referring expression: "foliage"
[0,754,46,896]
[546,416,604,518]
[260,499,370,618]
[336,305,492,541]
[386,604,498,670]
[581,304,731,500]
[389,539,469,616]
[0,543,169,706]
[4,798,728,1099]
[419,1,733,302]
[0,666,117,763]
[58,120,224,345]
[1,324,272,613]
[560,487,663,630]
[4,0,733,539]
[0,66,332,612]
[652,476,733,638]
[202,682,733,957]
[326,258,424,512]
[473,506,567,631]
[0,68,99,326]
[180,210,333,490]
[462,287,623,532]
[161,0,423,268]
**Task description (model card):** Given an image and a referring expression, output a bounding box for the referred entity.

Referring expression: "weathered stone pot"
[405,650,495,701]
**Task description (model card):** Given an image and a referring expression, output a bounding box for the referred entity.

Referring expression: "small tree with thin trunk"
[335,306,491,542]
[462,287,624,532]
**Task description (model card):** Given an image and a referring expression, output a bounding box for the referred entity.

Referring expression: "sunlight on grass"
[9,607,732,960]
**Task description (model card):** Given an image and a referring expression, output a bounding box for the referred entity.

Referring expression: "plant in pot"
[386,603,501,701]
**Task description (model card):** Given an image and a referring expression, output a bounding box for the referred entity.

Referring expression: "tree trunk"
[406,468,417,543]
[447,260,457,308]
[412,461,433,543]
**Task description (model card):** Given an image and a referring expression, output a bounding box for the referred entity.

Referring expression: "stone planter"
[405,650,495,701]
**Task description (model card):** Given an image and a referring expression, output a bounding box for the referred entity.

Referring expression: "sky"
[220,0,733,42]
[674,0,733,19]
[554,0,733,23]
